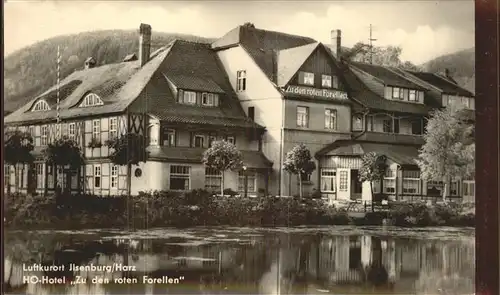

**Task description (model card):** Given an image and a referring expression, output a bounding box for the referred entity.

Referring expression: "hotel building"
[4,23,475,202]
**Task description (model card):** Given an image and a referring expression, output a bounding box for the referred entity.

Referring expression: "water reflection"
[4,228,474,295]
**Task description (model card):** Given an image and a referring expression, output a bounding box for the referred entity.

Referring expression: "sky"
[4,0,474,64]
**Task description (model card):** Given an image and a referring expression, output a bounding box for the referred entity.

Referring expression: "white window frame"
[409,89,417,102]
[297,106,309,128]
[402,170,421,195]
[193,134,204,148]
[170,165,191,191]
[462,180,475,198]
[238,171,257,193]
[41,125,48,146]
[320,169,336,193]
[392,87,401,99]
[237,70,247,92]
[68,123,76,140]
[36,163,43,175]
[92,119,101,140]
[321,74,332,88]
[94,165,101,188]
[111,165,119,189]
[205,167,222,192]
[32,100,51,111]
[109,118,118,139]
[383,169,396,194]
[183,91,197,105]
[80,93,104,107]
[163,129,176,147]
[325,109,337,130]
[226,136,235,145]
[202,93,215,106]
[301,72,314,85]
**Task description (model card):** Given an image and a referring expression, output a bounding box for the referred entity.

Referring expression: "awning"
[147,146,273,169]
[318,141,420,167]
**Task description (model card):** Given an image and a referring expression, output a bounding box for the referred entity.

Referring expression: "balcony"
[354,131,425,146]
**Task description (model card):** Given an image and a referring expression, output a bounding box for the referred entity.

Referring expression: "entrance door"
[336,168,351,200]
[350,170,362,200]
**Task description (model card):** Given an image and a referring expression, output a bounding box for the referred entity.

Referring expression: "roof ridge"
[246,26,316,42]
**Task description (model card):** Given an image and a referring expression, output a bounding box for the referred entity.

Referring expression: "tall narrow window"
[402,170,421,194]
[41,125,48,146]
[183,91,196,104]
[394,119,400,134]
[162,129,176,146]
[339,171,348,192]
[68,123,76,140]
[205,167,222,192]
[92,119,100,139]
[111,165,118,188]
[383,169,396,193]
[321,169,336,192]
[237,70,247,92]
[109,118,118,139]
[325,109,337,130]
[297,106,309,128]
[194,135,204,148]
[392,87,400,99]
[94,165,101,188]
[409,90,417,102]
[299,72,315,86]
[170,165,190,190]
[321,75,332,88]
[248,107,255,121]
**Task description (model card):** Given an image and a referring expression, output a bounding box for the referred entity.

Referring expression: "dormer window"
[32,100,51,112]
[299,72,314,86]
[178,90,219,107]
[202,93,218,106]
[80,93,104,107]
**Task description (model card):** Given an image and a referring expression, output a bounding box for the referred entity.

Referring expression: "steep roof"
[350,62,426,90]
[406,71,474,97]
[164,74,225,94]
[276,42,320,87]
[5,45,173,124]
[212,25,317,82]
[144,40,261,129]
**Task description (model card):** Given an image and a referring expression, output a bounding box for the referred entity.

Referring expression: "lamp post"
[243,166,248,198]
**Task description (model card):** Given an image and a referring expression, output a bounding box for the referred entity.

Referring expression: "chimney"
[444,68,451,78]
[331,29,342,57]
[139,23,152,67]
[84,57,96,69]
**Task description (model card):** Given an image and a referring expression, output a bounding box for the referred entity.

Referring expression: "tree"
[416,106,475,201]
[283,144,316,199]
[4,130,34,192]
[105,132,148,195]
[202,140,243,197]
[359,152,387,205]
[43,136,85,193]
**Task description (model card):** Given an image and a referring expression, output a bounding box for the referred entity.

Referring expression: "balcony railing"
[355,132,425,145]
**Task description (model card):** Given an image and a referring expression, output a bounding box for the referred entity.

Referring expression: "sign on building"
[284,85,348,100]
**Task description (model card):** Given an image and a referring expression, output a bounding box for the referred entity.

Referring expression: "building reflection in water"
[4,231,474,295]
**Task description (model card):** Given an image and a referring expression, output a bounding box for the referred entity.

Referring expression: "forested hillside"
[4,30,214,113]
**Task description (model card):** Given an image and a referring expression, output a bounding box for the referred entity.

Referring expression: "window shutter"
[214,94,219,106]
[178,90,184,103]
[403,89,409,100]
[196,92,202,105]
[418,91,424,102]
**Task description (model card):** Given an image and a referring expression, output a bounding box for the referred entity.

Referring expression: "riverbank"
[4,190,475,230]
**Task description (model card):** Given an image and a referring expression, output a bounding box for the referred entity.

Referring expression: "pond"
[4,226,475,295]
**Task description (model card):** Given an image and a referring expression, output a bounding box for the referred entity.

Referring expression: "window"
[92,120,100,139]
[339,171,348,192]
[183,91,196,105]
[299,72,315,85]
[461,96,470,108]
[352,115,363,131]
[109,118,117,139]
[80,93,104,107]
[394,119,400,134]
[463,180,475,197]
[409,90,417,102]
[417,91,424,102]
[94,165,101,188]
[321,169,336,192]
[383,119,393,133]
[208,134,217,147]
[238,171,257,193]
[36,163,43,175]
[367,116,374,132]
[170,165,190,190]
[162,129,176,146]
[68,123,76,140]
[411,119,423,135]
[237,70,247,92]
[325,109,337,130]
[322,75,332,88]
[111,165,118,188]
[402,170,421,194]
[194,135,204,148]
[202,93,215,106]
[392,87,401,99]
[32,100,51,111]
[248,107,255,121]
[226,136,235,145]
[41,125,48,146]
[205,168,222,192]
[450,180,460,196]
[297,106,309,127]
[383,169,396,193]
